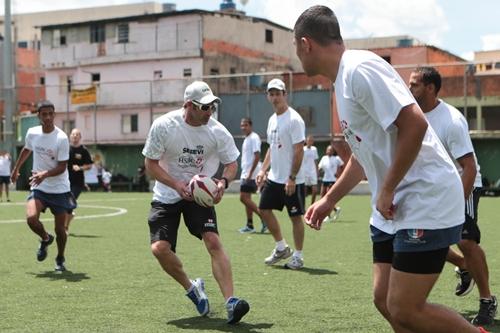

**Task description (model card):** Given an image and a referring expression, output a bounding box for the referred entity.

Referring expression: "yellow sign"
[71,86,96,104]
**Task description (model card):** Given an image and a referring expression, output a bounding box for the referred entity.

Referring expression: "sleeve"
[217,127,240,164]
[58,135,70,161]
[290,115,306,145]
[352,60,416,131]
[82,148,93,164]
[142,120,166,160]
[318,156,326,170]
[446,117,475,160]
[252,135,261,153]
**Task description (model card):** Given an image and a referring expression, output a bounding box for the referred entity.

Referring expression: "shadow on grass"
[271,265,338,275]
[167,316,273,332]
[68,233,101,238]
[29,270,91,282]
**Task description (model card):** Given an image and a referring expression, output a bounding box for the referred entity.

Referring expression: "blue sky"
[3,0,500,60]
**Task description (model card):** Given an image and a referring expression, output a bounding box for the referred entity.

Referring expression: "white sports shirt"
[25,126,70,193]
[240,132,261,180]
[266,107,306,184]
[425,100,482,188]
[142,109,240,204]
[318,155,344,182]
[302,146,318,177]
[335,50,464,234]
[0,154,11,176]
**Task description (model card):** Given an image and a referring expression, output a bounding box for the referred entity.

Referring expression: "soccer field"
[0,191,498,333]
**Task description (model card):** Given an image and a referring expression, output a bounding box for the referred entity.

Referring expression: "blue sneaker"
[239,226,255,234]
[226,297,250,324]
[55,256,66,272]
[37,234,54,262]
[186,278,209,316]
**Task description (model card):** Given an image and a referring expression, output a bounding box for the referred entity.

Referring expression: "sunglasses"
[192,100,217,112]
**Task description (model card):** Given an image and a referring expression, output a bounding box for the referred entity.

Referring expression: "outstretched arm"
[11,148,32,183]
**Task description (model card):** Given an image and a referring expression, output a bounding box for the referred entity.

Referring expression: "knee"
[458,239,478,254]
[386,299,416,328]
[203,233,223,253]
[151,241,172,259]
[239,195,247,204]
[26,215,38,226]
[373,292,388,316]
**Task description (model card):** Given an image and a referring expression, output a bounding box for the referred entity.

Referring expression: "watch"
[289,175,296,181]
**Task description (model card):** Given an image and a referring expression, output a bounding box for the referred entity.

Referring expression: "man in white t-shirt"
[302,135,319,206]
[294,6,482,333]
[0,150,12,202]
[11,101,75,272]
[256,78,306,270]
[410,66,497,326]
[318,145,344,221]
[238,117,266,234]
[142,81,249,324]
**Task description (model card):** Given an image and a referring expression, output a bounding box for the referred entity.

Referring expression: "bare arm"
[256,149,271,187]
[11,148,32,183]
[29,160,68,186]
[246,151,261,181]
[144,157,192,201]
[214,160,238,204]
[285,141,305,195]
[456,153,477,199]
[377,103,428,219]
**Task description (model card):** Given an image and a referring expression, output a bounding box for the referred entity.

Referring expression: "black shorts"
[71,185,84,200]
[147,200,218,252]
[322,181,335,187]
[258,180,305,217]
[27,190,77,215]
[0,176,10,184]
[240,179,257,193]
[462,187,481,243]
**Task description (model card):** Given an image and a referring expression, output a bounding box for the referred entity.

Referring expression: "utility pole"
[2,0,15,154]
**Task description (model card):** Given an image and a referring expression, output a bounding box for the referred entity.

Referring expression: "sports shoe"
[455,266,475,297]
[239,226,255,234]
[186,278,209,316]
[264,246,292,265]
[332,207,342,221]
[472,295,497,326]
[37,234,54,262]
[260,224,268,233]
[55,256,66,272]
[284,255,304,270]
[226,297,250,324]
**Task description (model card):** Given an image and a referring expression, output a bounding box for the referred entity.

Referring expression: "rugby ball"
[189,174,218,207]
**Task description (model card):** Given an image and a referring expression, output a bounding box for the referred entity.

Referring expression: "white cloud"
[460,51,474,61]
[481,34,500,51]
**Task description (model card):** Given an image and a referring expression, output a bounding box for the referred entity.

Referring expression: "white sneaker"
[332,207,342,221]
[264,246,292,265]
[284,256,304,270]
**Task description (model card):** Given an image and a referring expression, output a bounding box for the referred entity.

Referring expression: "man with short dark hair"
[294,5,485,333]
[409,66,497,326]
[143,81,249,324]
[11,100,75,272]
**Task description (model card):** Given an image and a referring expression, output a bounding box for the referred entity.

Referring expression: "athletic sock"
[276,240,287,251]
[293,250,303,258]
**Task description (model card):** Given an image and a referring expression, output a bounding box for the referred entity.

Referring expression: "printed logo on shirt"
[34,146,56,161]
[341,120,361,152]
[178,145,205,169]
[75,153,82,160]
[269,129,282,149]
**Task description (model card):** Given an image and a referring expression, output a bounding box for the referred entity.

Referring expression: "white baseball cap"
[266,78,286,92]
[184,81,221,105]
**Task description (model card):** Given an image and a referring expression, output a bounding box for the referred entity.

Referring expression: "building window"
[154,70,163,80]
[210,68,219,75]
[39,77,45,85]
[230,67,236,74]
[122,114,138,133]
[91,73,101,83]
[183,68,192,77]
[60,35,67,46]
[265,29,273,43]
[17,41,28,48]
[52,29,61,47]
[90,24,105,43]
[63,120,75,134]
[117,23,129,43]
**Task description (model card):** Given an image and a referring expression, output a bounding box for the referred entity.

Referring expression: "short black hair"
[415,66,442,94]
[37,100,55,112]
[294,5,343,46]
[241,117,252,126]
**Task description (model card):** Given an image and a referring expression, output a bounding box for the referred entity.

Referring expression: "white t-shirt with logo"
[0,154,11,176]
[266,107,306,184]
[335,50,464,234]
[425,100,482,188]
[25,126,70,193]
[318,155,344,182]
[302,146,318,178]
[142,109,240,204]
[240,132,261,180]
